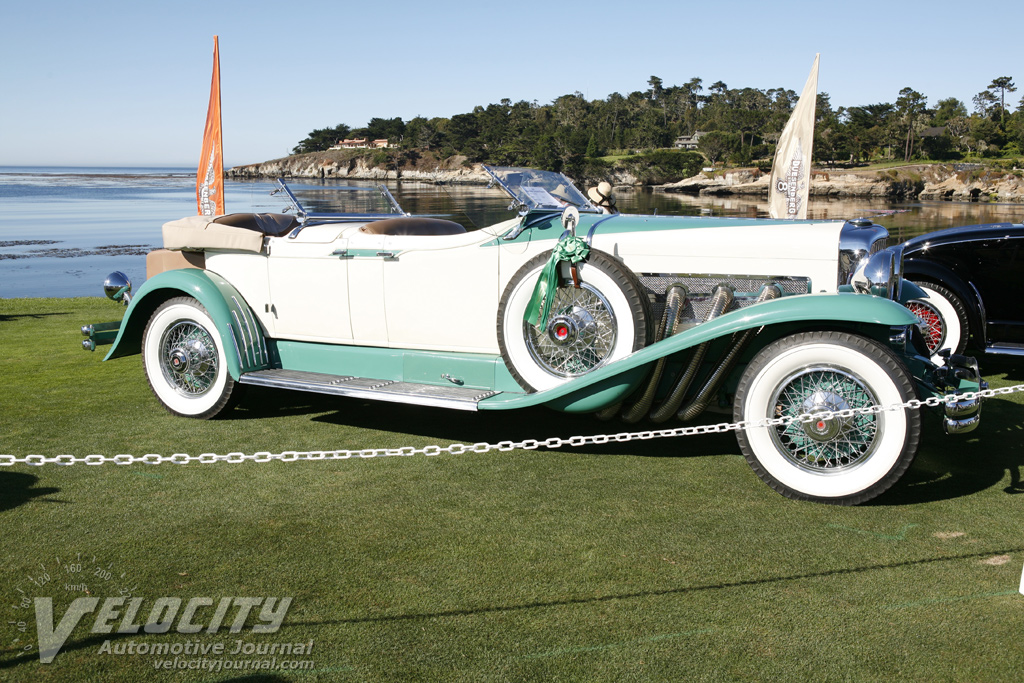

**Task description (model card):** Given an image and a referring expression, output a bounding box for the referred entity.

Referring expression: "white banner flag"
[768,54,819,220]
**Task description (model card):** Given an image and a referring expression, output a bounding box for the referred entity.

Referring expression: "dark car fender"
[902,256,987,345]
[104,269,269,380]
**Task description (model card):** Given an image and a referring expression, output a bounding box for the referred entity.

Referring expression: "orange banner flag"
[197,36,224,216]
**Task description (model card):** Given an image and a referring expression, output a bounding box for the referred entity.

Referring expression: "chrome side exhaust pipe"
[677,284,782,421]
[620,285,688,424]
[650,284,734,424]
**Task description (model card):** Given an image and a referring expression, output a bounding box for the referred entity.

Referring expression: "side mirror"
[103,271,132,306]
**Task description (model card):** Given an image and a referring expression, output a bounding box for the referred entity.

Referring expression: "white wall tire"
[497,249,650,392]
[734,331,920,505]
[906,281,968,362]
[142,297,237,419]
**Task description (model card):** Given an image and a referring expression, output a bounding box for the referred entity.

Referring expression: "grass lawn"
[1,297,1023,682]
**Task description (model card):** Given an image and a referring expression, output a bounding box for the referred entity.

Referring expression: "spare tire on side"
[497,248,651,392]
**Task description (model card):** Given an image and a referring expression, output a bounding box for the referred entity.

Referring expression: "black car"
[902,222,1024,360]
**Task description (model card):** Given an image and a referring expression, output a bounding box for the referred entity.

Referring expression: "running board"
[986,343,1024,357]
[238,369,501,411]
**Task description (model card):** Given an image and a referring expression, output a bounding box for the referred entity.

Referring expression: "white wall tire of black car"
[142,297,238,419]
[907,281,969,361]
[497,249,650,392]
[733,331,921,505]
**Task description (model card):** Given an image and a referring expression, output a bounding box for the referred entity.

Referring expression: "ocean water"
[0,167,519,298]
[2,166,1021,298]
[1,167,194,298]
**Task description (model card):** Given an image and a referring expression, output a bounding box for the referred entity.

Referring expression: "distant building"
[674,131,707,150]
[920,126,948,138]
[328,138,394,150]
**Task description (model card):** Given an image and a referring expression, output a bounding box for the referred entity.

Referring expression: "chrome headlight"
[103,271,132,306]
[851,247,902,299]
[838,219,890,287]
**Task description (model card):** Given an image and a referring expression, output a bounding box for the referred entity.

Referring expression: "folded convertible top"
[163,213,299,252]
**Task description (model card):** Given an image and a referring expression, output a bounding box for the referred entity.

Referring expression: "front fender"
[104,269,268,380]
[903,258,987,345]
[479,293,919,411]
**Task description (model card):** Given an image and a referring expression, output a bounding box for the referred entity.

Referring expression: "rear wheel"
[497,249,650,391]
[142,297,237,419]
[734,331,920,505]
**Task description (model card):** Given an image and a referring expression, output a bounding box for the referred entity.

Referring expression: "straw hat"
[587,181,615,207]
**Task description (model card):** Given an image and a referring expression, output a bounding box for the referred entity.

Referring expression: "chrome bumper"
[936,353,986,435]
[80,321,120,352]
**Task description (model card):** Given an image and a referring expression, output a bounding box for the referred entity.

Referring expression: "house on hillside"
[329,139,369,150]
[328,138,393,150]
[674,132,707,150]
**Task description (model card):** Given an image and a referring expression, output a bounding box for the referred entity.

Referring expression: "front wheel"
[733,331,921,505]
[497,249,650,392]
[142,297,238,419]
[906,281,968,361]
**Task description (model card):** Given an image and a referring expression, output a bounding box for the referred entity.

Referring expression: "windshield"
[483,166,599,214]
[270,178,406,222]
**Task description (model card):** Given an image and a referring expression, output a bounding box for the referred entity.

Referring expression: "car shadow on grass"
[0,311,70,323]
[872,396,1024,506]
[230,383,1023,505]
[0,472,63,513]
[229,385,740,459]
[977,355,1024,382]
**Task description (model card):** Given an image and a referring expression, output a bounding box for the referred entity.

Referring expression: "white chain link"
[3,384,1022,467]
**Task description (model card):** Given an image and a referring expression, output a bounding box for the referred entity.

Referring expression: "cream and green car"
[82,166,984,504]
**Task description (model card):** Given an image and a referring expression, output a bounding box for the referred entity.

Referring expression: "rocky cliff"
[229,153,1024,202]
[658,164,1024,201]
[227,150,492,184]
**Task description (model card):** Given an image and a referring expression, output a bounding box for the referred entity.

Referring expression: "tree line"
[292,75,1022,179]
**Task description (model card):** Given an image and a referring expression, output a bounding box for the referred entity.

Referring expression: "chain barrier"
[3,384,1023,467]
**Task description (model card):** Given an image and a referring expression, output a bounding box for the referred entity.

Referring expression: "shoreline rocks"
[657,164,1024,201]
[227,151,492,184]
[229,154,1024,202]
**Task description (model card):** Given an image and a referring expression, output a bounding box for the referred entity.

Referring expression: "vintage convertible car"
[903,222,1024,360]
[81,166,984,505]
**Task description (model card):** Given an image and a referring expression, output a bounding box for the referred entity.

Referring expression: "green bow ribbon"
[524,236,591,329]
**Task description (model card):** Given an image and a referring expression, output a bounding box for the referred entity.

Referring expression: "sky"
[2,0,1021,168]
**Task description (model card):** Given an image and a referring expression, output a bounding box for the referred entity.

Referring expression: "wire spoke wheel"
[498,249,650,392]
[524,283,616,377]
[143,297,238,419]
[159,320,219,396]
[734,331,920,505]
[905,300,944,354]
[771,367,879,472]
[908,281,969,362]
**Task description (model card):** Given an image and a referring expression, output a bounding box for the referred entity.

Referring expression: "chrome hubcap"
[800,390,852,441]
[160,321,218,396]
[771,367,880,472]
[525,283,617,378]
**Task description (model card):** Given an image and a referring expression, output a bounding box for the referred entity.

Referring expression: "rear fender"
[104,269,268,380]
[479,293,919,411]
